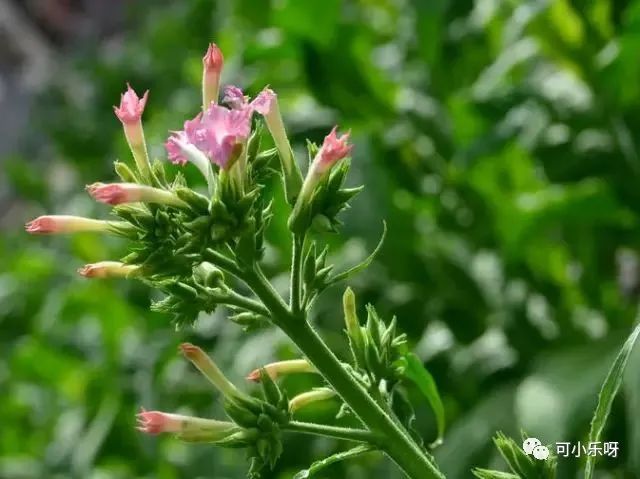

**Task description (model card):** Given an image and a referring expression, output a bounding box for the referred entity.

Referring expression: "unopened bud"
[78,261,140,279]
[86,182,188,208]
[180,343,241,399]
[246,359,316,382]
[288,388,336,413]
[25,215,125,235]
[202,43,224,109]
[136,408,240,443]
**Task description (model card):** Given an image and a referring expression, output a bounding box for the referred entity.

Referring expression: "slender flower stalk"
[180,343,241,399]
[137,409,239,442]
[86,182,188,207]
[77,261,140,279]
[202,43,224,109]
[246,359,316,382]
[289,388,336,413]
[114,84,151,180]
[25,215,124,234]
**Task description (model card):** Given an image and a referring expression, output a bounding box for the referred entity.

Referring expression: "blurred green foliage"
[3,0,640,477]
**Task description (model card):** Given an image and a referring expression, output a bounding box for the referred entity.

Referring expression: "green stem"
[203,248,243,278]
[219,289,270,317]
[290,234,304,314]
[285,421,379,444]
[242,267,443,479]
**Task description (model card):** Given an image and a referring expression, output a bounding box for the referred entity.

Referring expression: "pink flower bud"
[114,84,151,179]
[114,84,148,125]
[25,215,115,234]
[180,343,241,398]
[77,261,139,278]
[86,182,187,207]
[137,409,184,435]
[246,359,316,382]
[312,126,352,176]
[136,408,240,442]
[202,43,224,108]
[203,43,224,74]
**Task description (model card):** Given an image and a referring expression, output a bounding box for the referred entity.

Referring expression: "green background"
[2,0,640,477]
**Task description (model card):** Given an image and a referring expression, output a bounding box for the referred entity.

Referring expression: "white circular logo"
[522,437,541,455]
[532,445,550,460]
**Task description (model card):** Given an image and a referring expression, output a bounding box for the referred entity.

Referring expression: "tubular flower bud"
[77,261,140,279]
[254,88,302,203]
[114,84,151,179]
[180,343,241,399]
[289,126,352,228]
[25,215,122,234]
[136,409,239,442]
[288,388,336,414]
[246,359,316,382]
[86,182,188,208]
[309,126,352,179]
[202,43,224,109]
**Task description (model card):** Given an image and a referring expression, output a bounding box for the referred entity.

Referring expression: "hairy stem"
[219,289,270,317]
[285,421,379,444]
[242,266,443,479]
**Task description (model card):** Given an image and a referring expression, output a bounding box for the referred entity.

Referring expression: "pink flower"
[25,215,112,234]
[165,131,190,166]
[250,88,276,115]
[222,86,275,115]
[137,409,184,435]
[172,104,252,169]
[313,126,352,175]
[223,85,247,109]
[114,84,148,124]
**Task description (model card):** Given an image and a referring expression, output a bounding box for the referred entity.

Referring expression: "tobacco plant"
[25,43,640,479]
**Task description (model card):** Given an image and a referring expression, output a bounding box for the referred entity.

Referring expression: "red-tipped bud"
[86,182,187,207]
[77,261,139,279]
[25,215,114,234]
[180,343,241,398]
[203,43,224,73]
[202,43,224,108]
[136,409,183,435]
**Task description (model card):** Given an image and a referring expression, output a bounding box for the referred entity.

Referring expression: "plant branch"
[240,266,443,479]
[285,421,379,444]
[219,288,270,317]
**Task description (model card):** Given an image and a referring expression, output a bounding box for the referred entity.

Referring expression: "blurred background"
[2,0,640,477]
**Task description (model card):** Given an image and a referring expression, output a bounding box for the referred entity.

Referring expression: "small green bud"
[343,288,366,368]
[193,262,225,288]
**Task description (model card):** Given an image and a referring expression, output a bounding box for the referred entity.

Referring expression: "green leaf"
[328,222,387,285]
[293,445,375,479]
[402,353,445,446]
[472,469,520,479]
[584,321,640,479]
